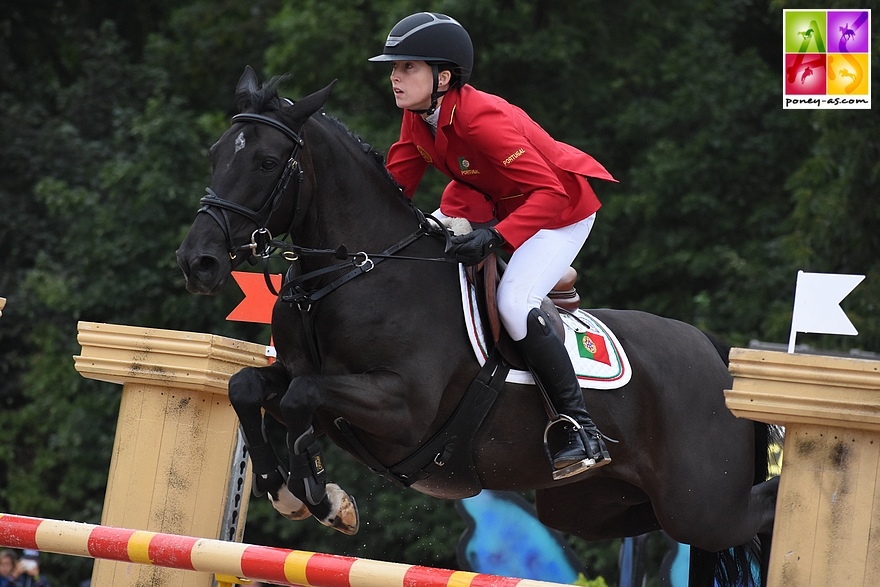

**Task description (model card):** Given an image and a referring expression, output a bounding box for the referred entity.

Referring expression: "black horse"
[177,67,778,586]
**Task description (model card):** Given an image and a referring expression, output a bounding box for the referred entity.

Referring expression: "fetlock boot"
[518,308,611,470]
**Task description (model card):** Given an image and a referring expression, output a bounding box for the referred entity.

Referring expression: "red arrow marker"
[226,272,282,324]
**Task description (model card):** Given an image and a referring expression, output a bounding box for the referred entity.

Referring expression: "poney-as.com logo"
[783,9,871,109]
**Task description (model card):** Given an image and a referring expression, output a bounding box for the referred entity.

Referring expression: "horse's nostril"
[192,255,220,279]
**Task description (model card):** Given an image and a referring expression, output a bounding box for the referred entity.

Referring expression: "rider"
[370,12,617,472]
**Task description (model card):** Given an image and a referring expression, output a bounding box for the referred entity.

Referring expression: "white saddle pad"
[459,266,631,390]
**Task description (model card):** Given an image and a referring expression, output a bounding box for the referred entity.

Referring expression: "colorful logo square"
[784,11,827,53]
[783,9,871,109]
[828,53,869,95]
[785,54,826,95]
[827,11,869,53]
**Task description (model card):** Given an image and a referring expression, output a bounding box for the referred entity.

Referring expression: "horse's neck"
[305,127,418,252]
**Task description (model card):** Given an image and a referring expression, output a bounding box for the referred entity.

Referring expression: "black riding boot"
[518,308,610,470]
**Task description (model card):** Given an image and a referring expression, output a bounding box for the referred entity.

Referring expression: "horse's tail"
[701,331,777,587]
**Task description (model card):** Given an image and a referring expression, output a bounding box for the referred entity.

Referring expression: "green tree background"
[1,0,878,585]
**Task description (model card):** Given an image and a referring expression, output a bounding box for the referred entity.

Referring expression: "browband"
[231,113,304,146]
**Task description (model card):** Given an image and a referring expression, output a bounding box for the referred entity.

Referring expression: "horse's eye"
[261,159,278,171]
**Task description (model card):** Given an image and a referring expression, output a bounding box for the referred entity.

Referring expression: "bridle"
[198,112,305,260]
[196,109,454,273]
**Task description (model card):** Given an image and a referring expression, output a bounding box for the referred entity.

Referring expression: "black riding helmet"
[369,13,474,115]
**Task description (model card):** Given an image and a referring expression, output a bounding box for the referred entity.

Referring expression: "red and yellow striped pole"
[0,514,570,587]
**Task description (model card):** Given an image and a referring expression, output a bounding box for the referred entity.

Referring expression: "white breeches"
[431,208,596,342]
[498,214,596,341]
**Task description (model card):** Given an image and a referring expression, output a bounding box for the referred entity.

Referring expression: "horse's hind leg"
[745,477,779,587]
[758,531,772,587]
[228,363,310,521]
[684,478,777,587]
[689,547,718,587]
[535,478,662,540]
[744,475,779,539]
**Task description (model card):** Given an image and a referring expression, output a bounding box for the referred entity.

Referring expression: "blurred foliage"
[1,0,878,585]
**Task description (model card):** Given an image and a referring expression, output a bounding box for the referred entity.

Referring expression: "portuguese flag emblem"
[578,332,610,365]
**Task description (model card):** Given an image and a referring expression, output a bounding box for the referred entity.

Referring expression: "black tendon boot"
[519,308,611,470]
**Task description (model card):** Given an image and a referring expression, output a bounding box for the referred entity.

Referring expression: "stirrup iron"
[543,415,610,481]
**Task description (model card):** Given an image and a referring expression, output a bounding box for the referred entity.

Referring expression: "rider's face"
[390,60,437,111]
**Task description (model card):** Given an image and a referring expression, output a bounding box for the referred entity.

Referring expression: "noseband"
[198,112,305,260]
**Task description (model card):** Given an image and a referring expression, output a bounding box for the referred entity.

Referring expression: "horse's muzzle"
[176,249,228,295]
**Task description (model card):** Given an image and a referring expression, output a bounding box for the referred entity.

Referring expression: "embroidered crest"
[458,157,480,176]
[583,336,597,354]
[417,146,433,163]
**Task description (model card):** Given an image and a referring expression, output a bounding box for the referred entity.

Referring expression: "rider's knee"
[496,293,529,341]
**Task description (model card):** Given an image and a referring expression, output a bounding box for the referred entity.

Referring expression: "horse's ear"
[288,80,337,122]
[235,66,260,110]
[237,66,260,95]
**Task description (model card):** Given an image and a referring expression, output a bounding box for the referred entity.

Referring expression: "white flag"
[788,271,865,352]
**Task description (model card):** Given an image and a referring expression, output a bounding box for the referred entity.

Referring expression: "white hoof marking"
[269,483,311,521]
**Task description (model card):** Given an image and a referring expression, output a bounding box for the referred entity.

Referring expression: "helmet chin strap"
[409,63,447,116]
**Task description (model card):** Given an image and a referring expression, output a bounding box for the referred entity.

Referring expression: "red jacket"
[386,85,617,248]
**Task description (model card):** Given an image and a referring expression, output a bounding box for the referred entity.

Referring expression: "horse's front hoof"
[270,484,312,521]
[322,483,360,535]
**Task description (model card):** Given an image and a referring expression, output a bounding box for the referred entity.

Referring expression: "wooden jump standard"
[726,348,880,587]
[0,513,570,587]
[73,322,271,586]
